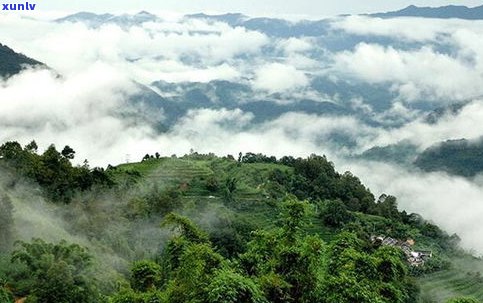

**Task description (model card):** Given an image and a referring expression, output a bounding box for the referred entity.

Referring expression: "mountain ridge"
[370,4,483,19]
[0,43,45,78]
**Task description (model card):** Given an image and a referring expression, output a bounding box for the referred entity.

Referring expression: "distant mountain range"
[0,43,44,78]
[55,11,160,28]
[370,5,483,19]
[56,11,331,37]
[55,5,483,33]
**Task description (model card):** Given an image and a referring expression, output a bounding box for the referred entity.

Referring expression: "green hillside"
[0,142,481,303]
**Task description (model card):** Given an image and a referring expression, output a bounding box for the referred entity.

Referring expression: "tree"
[10,239,99,303]
[161,213,209,244]
[319,199,354,228]
[0,141,23,160]
[322,232,415,303]
[240,197,325,303]
[25,140,38,153]
[0,194,14,252]
[374,194,400,220]
[130,260,162,292]
[61,145,76,159]
[206,268,267,303]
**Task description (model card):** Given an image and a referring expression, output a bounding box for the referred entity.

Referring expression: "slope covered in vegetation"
[0,44,44,78]
[415,139,483,177]
[0,141,480,303]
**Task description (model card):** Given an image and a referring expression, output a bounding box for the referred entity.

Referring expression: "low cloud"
[368,100,483,150]
[3,12,483,255]
[332,15,483,43]
[343,160,483,255]
[252,63,309,93]
[334,43,482,102]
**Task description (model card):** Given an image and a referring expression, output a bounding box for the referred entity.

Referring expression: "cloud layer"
[3,12,483,254]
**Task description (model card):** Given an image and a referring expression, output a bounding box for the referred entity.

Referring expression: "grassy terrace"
[419,256,483,302]
[116,157,483,302]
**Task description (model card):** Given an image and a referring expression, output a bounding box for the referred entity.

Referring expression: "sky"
[32,0,483,18]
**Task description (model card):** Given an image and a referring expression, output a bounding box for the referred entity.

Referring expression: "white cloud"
[344,160,483,255]
[333,15,483,43]
[334,43,482,102]
[5,11,483,255]
[366,100,483,150]
[252,63,309,93]
[0,15,268,83]
[278,37,313,54]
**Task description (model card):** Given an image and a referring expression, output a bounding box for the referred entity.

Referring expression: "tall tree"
[0,193,14,252]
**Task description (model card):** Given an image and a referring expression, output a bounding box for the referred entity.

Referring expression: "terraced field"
[419,256,483,302]
[118,157,483,302]
[115,157,335,235]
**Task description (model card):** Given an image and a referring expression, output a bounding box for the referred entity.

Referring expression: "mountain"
[183,13,248,26]
[55,11,160,27]
[358,141,419,164]
[415,138,483,177]
[0,43,44,78]
[185,13,331,37]
[54,12,115,26]
[150,79,353,126]
[371,5,483,20]
[0,141,477,302]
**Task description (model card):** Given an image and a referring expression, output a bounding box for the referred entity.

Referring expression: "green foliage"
[319,199,354,228]
[373,194,401,221]
[161,213,209,243]
[206,268,267,303]
[131,261,162,292]
[209,216,254,258]
[240,198,325,303]
[0,147,465,302]
[0,141,113,203]
[269,154,376,213]
[205,176,220,192]
[409,255,451,276]
[164,243,224,303]
[110,288,167,303]
[415,138,483,177]
[280,198,309,242]
[223,177,238,203]
[9,239,99,303]
[0,286,13,303]
[144,186,182,216]
[0,194,14,252]
[322,232,415,303]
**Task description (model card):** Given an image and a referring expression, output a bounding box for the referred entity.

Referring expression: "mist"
[2,11,483,257]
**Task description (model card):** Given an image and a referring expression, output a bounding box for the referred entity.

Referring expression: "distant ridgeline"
[370,4,483,19]
[415,138,483,177]
[1,1,36,11]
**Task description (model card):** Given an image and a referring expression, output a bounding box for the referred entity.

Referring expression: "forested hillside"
[415,139,483,177]
[0,141,480,303]
[0,44,44,78]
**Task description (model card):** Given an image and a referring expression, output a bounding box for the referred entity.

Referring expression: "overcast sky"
[34,0,483,18]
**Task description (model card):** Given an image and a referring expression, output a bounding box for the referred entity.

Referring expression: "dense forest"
[0,141,480,303]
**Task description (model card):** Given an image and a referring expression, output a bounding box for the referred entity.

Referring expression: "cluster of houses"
[371,235,432,266]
